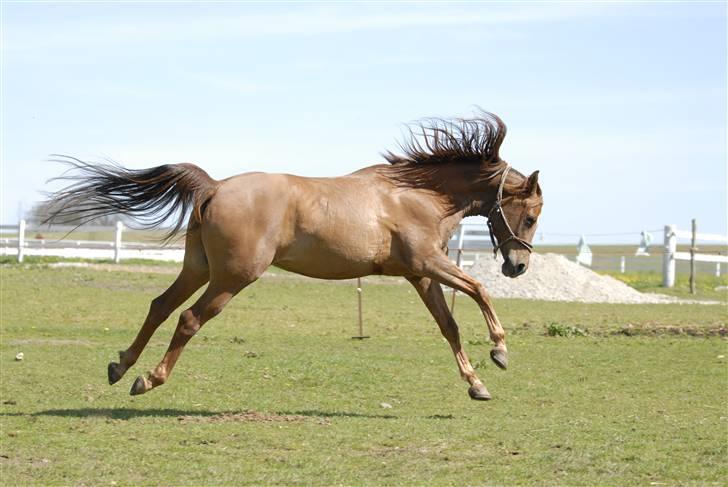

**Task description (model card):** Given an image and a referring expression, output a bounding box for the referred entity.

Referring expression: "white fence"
[0,220,185,263]
[2,220,726,287]
[662,224,728,288]
[448,223,492,267]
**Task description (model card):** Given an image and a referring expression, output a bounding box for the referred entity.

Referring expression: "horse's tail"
[44,155,220,242]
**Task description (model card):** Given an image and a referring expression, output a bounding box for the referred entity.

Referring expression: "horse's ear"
[526,170,541,196]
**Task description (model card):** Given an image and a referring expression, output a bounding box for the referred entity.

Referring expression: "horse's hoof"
[108,362,125,385]
[490,348,508,370]
[468,384,492,401]
[130,376,150,396]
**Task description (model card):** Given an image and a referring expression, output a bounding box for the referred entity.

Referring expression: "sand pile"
[468,253,681,304]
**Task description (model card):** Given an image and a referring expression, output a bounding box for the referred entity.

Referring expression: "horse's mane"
[383,111,506,166]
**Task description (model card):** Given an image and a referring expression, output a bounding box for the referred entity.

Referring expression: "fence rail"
[662,223,728,288]
[2,220,725,285]
[0,220,184,263]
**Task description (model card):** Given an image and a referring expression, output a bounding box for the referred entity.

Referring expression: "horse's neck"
[425,190,492,249]
[437,173,498,218]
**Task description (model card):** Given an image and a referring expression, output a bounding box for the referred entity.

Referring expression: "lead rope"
[487,165,534,258]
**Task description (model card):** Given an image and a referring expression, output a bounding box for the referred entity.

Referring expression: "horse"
[46,111,543,401]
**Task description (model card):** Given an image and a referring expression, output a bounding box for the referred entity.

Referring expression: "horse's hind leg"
[108,229,209,385]
[129,275,252,396]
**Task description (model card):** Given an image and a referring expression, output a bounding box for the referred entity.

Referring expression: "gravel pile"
[468,253,682,304]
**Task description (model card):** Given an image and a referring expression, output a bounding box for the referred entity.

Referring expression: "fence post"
[620,256,626,274]
[689,219,697,294]
[352,278,369,339]
[450,224,466,314]
[716,263,721,278]
[662,224,676,287]
[114,221,124,263]
[17,219,26,263]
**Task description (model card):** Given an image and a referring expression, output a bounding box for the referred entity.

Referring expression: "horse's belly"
[273,235,383,280]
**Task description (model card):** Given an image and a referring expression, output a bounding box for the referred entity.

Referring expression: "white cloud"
[3,4,609,51]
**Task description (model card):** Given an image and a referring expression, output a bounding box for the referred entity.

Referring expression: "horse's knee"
[474,283,491,302]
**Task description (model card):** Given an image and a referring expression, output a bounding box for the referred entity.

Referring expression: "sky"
[1,1,726,245]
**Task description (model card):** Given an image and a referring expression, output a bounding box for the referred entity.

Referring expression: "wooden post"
[662,224,676,287]
[352,278,369,339]
[450,249,463,314]
[689,219,697,294]
[450,224,466,314]
[17,219,26,263]
[114,221,124,263]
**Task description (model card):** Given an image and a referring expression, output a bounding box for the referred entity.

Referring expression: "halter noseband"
[486,165,534,258]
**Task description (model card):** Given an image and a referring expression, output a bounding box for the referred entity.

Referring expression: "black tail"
[45,155,219,242]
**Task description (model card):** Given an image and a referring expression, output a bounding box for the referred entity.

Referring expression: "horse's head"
[487,168,542,278]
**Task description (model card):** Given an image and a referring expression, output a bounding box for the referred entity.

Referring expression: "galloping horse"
[47,112,543,401]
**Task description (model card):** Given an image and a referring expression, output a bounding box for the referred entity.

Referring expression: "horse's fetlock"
[149,371,166,386]
[491,331,506,343]
[118,350,135,367]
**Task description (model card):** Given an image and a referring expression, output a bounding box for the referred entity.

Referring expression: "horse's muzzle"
[502,256,528,278]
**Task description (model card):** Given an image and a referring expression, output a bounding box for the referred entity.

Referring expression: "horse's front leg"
[420,254,509,371]
[407,276,492,400]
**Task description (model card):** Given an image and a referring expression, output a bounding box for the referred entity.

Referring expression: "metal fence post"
[662,224,676,287]
[114,221,124,263]
[689,219,697,294]
[716,263,721,278]
[620,256,626,274]
[352,277,369,339]
[450,224,466,314]
[17,219,26,263]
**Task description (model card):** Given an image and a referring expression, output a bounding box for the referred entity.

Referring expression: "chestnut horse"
[47,112,543,401]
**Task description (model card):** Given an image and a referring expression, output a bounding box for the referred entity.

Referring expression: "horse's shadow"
[0,407,406,421]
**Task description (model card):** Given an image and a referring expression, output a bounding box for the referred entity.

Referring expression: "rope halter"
[486,165,534,258]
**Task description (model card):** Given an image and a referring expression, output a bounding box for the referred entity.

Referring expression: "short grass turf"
[1,266,726,485]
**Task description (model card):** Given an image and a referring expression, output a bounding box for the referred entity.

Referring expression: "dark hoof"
[108,362,125,385]
[129,376,148,396]
[468,384,492,401]
[490,348,508,370]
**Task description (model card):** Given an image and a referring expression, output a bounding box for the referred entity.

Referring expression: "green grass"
[1,266,727,485]
[604,271,728,302]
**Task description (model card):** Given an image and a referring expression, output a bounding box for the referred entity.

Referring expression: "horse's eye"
[524,217,536,228]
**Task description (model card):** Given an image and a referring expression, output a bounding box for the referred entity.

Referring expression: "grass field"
[1,264,726,485]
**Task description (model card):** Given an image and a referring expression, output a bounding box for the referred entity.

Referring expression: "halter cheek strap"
[487,165,534,258]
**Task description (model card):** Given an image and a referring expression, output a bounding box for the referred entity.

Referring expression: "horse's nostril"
[516,263,526,274]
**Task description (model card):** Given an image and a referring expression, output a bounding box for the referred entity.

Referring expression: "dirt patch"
[176,410,329,425]
[612,324,727,338]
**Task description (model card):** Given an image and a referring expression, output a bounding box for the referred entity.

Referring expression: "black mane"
[383,111,506,166]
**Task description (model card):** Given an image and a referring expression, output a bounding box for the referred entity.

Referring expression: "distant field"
[2,226,725,276]
[0,228,178,244]
[1,265,726,485]
[537,244,726,275]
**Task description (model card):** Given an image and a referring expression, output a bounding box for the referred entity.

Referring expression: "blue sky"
[1,2,726,243]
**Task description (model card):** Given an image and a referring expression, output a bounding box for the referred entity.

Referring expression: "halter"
[486,165,534,258]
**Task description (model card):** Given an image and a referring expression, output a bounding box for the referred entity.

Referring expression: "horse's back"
[198,169,396,279]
